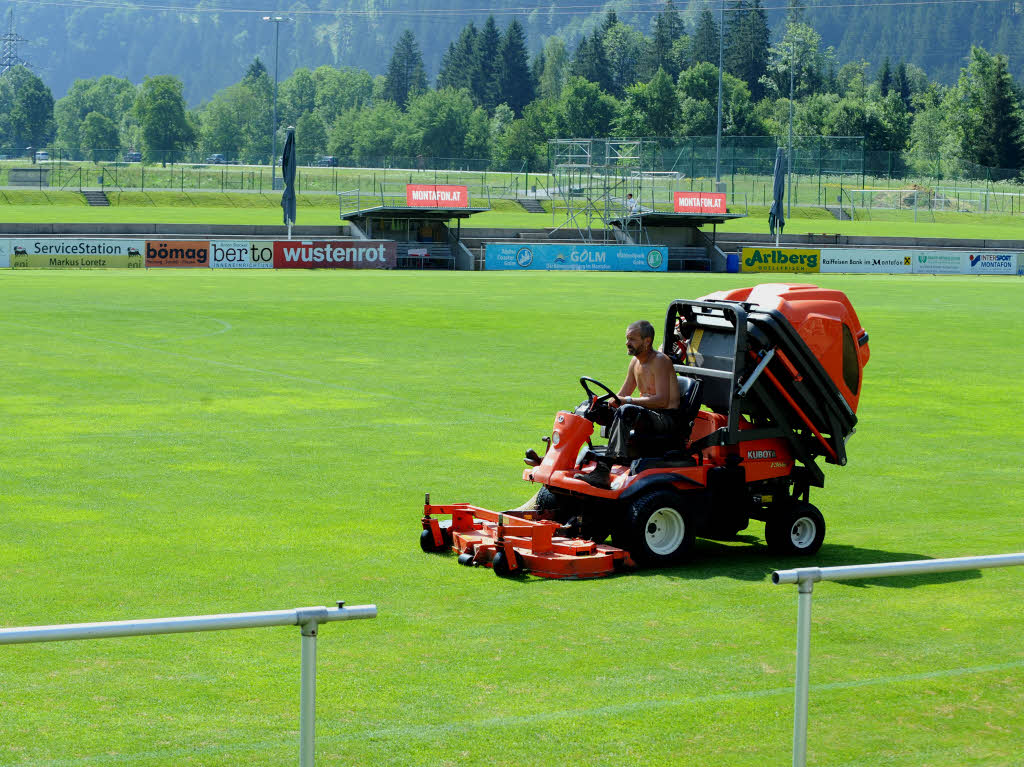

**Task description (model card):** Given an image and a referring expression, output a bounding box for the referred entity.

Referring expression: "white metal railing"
[772,553,1024,767]
[0,600,377,766]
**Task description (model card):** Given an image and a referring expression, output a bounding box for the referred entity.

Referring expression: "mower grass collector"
[421,283,870,579]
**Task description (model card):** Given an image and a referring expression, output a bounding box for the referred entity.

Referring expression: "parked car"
[124,151,142,162]
[35,151,49,162]
[316,156,338,167]
[206,153,226,164]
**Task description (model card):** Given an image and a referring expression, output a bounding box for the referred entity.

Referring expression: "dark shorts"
[605,404,680,460]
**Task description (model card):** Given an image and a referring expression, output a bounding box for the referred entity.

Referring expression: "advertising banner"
[963,252,1018,275]
[673,192,727,214]
[740,247,820,273]
[911,251,961,275]
[406,184,469,207]
[485,243,668,271]
[819,249,912,274]
[5,238,144,268]
[273,240,396,269]
[146,240,210,268]
[210,240,275,269]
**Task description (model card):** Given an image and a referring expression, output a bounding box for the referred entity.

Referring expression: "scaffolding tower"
[548,138,650,243]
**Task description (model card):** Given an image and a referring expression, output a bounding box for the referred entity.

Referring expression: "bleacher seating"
[667,246,711,272]
[396,243,455,270]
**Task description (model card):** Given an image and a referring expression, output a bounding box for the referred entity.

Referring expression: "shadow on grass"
[635,536,983,588]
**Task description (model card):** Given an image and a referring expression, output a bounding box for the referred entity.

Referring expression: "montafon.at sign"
[406,184,469,207]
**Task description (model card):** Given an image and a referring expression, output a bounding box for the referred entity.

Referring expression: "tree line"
[2,0,1022,178]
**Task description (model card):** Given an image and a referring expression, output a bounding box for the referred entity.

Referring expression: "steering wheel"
[579,377,621,410]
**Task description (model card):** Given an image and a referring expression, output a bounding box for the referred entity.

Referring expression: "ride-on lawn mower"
[421,283,870,578]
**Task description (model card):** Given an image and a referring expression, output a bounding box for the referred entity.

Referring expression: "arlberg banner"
[273,240,396,269]
[4,238,145,268]
[673,192,727,214]
[741,247,820,273]
[485,242,668,271]
[210,240,275,269]
[406,184,469,208]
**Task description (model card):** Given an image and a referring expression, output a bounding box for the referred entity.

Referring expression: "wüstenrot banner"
[673,192,727,214]
[406,184,469,207]
[6,238,145,268]
[273,240,396,269]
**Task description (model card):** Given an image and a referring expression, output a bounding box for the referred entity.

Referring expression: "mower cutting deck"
[421,283,870,579]
[421,495,634,578]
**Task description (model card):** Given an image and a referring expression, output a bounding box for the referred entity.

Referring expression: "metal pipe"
[0,604,376,645]
[772,552,1024,586]
[792,579,814,767]
[300,619,319,767]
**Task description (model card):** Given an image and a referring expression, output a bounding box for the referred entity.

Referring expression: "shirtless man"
[576,320,681,488]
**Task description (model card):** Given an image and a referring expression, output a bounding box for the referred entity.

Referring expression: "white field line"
[9,660,1024,767]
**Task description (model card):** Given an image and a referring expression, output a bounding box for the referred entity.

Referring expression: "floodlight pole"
[263,15,290,189]
[787,42,795,219]
[714,1,724,184]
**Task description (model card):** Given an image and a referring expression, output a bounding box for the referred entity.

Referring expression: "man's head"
[626,320,655,356]
[627,193,633,199]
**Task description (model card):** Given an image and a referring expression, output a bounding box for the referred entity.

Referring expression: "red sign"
[673,192,727,214]
[146,240,210,267]
[406,184,469,208]
[273,240,396,269]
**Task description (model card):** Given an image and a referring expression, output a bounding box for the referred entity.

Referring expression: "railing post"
[299,618,319,767]
[793,578,815,767]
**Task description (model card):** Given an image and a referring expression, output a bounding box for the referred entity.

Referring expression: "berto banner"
[210,240,275,269]
[741,247,820,273]
[273,240,396,269]
[485,243,668,272]
[406,184,469,207]
[673,192,727,214]
[6,238,144,268]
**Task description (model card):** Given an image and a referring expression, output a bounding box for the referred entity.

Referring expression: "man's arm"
[617,359,637,399]
[623,354,675,409]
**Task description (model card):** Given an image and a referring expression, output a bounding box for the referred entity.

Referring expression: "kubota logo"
[746,449,777,460]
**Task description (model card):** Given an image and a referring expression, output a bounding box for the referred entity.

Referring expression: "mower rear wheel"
[492,549,522,578]
[621,490,695,567]
[765,502,826,556]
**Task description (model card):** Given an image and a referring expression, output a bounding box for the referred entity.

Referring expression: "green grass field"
[1,271,1023,766]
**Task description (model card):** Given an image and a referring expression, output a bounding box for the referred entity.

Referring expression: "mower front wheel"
[419,522,453,553]
[765,502,826,556]
[492,549,523,578]
[620,490,695,567]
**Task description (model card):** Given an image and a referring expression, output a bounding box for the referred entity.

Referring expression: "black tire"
[492,549,522,578]
[765,502,826,556]
[619,490,695,567]
[420,529,441,553]
[419,523,452,553]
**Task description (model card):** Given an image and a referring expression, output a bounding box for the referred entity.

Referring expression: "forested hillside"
[2,0,1022,104]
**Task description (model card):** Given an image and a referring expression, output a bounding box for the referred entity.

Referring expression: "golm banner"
[485,243,668,271]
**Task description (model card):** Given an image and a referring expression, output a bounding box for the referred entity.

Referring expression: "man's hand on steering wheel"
[579,377,621,423]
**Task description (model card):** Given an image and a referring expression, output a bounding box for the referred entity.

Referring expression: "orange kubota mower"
[421,283,870,578]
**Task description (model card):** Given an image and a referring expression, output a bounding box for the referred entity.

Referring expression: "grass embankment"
[1,272,1022,766]
[3,190,1024,238]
